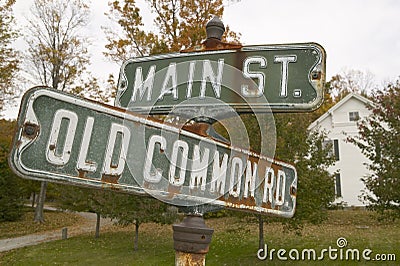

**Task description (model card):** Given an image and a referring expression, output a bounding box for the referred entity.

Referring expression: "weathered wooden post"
[62,227,68,240]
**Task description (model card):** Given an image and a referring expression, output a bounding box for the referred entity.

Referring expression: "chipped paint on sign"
[116,43,326,114]
[9,87,297,217]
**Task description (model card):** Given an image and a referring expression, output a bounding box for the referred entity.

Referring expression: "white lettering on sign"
[45,109,289,205]
[200,59,224,98]
[241,56,267,97]
[244,161,257,198]
[274,55,297,97]
[210,151,228,195]
[129,55,299,104]
[190,145,210,191]
[139,135,287,205]
[262,168,287,206]
[169,140,189,186]
[263,167,275,204]
[132,65,156,102]
[158,62,178,100]
[229,156,243,198]
[77,116,96,173]
[186,61,196,98]
[102,123,131,176]
[144,134,166,183]
[275,169,286,205]
[46,109,78,166]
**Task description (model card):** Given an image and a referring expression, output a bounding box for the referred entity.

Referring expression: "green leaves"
[25,0,90,92]
[0,0,19,114]
[274,113,335,230]
[0,119,23,221]
[349,80,400,220]
[103,0,240,62]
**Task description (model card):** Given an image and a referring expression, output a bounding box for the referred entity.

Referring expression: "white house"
[308,93,374,206]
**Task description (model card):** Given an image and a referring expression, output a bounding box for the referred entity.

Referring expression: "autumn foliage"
[349,79,400,220]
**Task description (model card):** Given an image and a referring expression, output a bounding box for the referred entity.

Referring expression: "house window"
[335,173,342,197]
[349,111,360,121]
[323,139,340,161]
[333,139,340,161]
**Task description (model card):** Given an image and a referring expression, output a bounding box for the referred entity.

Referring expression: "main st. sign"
[116,43,326,114]
[10,87,297,217]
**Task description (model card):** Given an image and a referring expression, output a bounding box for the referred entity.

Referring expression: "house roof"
[308,93,374,130]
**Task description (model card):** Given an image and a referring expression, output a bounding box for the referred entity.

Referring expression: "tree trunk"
[134,221,139,251]
[95,212,101,238]
[258,214,264,250]
[34,181,47,223]
[31,191,36,208]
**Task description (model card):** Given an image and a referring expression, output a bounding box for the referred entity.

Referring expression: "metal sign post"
[173,215,214,265]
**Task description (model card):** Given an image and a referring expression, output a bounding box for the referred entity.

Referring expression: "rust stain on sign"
[9,87,297,217]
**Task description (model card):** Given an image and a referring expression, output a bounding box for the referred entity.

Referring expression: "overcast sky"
[4,0,400,119]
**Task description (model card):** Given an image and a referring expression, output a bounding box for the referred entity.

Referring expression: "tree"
[0,119,24,221]
[148,0,239,52]
[348,79,400,220]
[256,112,336,233]
[103,194,178,251]
[24,0,92,223]
[0,0,19,115]
[329,69,376,101]
[72,74,117,104]
[104,0,240,62]
[269,79,339,229]
[55,186,113,238]
[104,0,153,61]
[24,0,90,91]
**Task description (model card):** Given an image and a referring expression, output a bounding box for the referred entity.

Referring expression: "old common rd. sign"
[116,43,326,114]
[10,87,297,217]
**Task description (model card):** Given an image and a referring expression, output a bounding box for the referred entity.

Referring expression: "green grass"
[0,207,86,239]
[1,223,175,265]
[1,210,399,265]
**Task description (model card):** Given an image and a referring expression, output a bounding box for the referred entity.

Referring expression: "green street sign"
[116,43,325,115]
[9,87,297,217]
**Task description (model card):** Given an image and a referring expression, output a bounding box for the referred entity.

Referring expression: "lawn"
[1,210,399,265]
[0,207,86,239]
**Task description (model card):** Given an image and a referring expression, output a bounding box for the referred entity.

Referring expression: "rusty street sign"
[116,43,325,115]
[9,87,297,217]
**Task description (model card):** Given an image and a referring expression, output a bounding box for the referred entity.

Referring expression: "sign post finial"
[206,16,225,40]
